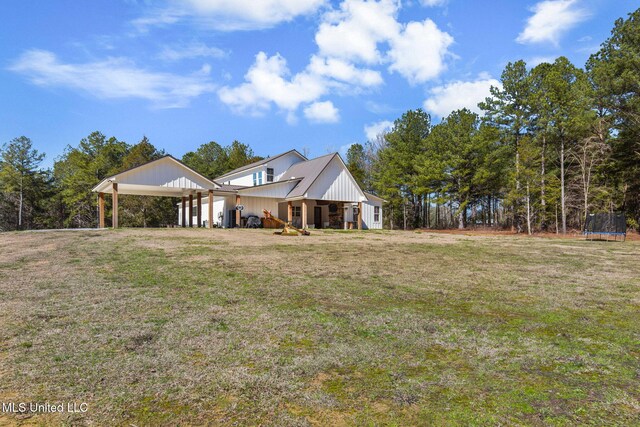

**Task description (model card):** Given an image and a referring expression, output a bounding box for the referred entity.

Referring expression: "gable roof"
[92,155,219,194]
[283,153,337,199]
[364,191,386,202]
[215,149,307,181]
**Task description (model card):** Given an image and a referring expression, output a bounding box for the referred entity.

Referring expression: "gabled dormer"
[214,149,307,187]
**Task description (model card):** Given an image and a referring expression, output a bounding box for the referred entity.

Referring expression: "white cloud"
[315,0,400,64]
[307,55,382,87]
[516,0,589,46]
[135,0,326,31]
[158,42,226,61]
[420,0,447,6]
[423,77,500,118]
[218,52,327,114]
[304,100,340,123]
[9,49,215,108]
[218,0,454,122]
[316,0,453,84]
[388,19,454,84]
[364,120,393,141]
[528,56,556,67]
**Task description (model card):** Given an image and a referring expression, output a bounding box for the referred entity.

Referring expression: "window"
[266,168,274,182]
[374,206,380,222]
[192,206,198,217]
[253,171,262,186]
[293,206,301,217]
[252,171,263,186]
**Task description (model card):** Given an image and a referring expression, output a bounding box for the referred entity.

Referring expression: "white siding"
[361,200,383,229]
[120,157,210,189]
[227,172,256,187]
[178,196,230,227]
[178,196,280,227]
[220,152,305,186]
[269,153,305,182]
[306,157,365,202]
[238,196,280,218]
[238,181,299,198]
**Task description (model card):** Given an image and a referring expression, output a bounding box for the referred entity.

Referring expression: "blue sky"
[0,0,635,168]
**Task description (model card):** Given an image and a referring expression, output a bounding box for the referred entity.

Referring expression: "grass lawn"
[0,228,639,426]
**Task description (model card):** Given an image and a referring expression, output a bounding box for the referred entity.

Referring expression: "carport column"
[189,194,194,227]
[98,192,105,228]
[357,202,362,230]
[181,196,186,227]
[208,190,214,229]
[112,183,118,229]
[235,194,241,227]
[301,199,308,229]
[197,192,202,227]
[287,201,292,223]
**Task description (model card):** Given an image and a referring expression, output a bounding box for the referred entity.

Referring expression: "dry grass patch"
[0,228,639,425]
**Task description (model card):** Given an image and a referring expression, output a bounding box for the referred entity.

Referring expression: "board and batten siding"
[120,158,209,189]
[238,197,280,218]
[361,199,383,229]
[269,152,306,182]
[238,181,299,198]
[179,196,281,227]
[306,156,365,202]
[222,152,305,186]
[178,196,230,227]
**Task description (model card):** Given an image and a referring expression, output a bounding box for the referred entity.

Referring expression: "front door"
[314,206,322,229]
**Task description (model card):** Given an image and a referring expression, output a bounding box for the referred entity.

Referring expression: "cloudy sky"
[1,0,634,166]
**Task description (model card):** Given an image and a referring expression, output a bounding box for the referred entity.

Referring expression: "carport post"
[197,192,202,227]
[181,196,186,227]
[357,202,362,230]
[98,192,105,228]
[287,201,292,223]
[112,183,118,228]
[235,195,241,227]
[189,194,194,227]
[301,199,308,229]
[208,190,214,229]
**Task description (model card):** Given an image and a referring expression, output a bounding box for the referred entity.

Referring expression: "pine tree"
[0,136,45,230]
[346,143,367,189]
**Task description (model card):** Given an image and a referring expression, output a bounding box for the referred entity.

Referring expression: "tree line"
[0,133,261,231]
[2,9,638,233]
[346,9,640,234]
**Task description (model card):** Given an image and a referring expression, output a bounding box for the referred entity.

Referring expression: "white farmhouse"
[92,150,383,230]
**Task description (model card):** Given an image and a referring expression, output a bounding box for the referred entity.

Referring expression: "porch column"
[181,196,186,227]
[343,203,348,230]
[287,201,292,223]
[208,190,214,229]
[197,192,202,227]
[235,195,241,227]
[301,199,308,229]
[189,194,194,227]
[112,183,118,229]
[98,192,105,228]
[357,202,362,230]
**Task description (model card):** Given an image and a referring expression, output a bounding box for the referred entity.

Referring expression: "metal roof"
[283,153,337,199]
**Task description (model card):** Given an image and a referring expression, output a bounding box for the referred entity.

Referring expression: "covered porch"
[278,199,362,230]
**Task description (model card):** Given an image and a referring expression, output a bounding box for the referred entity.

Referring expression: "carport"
[91,155,222,228]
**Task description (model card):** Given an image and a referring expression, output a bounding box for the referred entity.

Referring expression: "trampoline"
[584,213,627,242]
